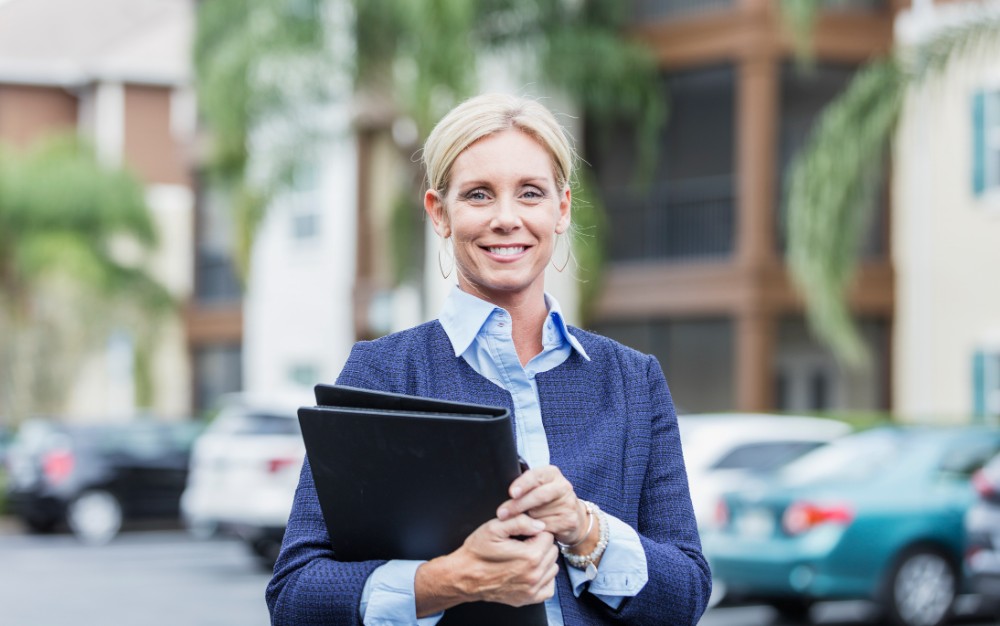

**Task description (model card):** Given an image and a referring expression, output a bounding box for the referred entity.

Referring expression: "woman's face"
[425,129,571,308]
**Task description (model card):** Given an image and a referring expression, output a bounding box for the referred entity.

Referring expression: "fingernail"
[511,486,522,498]
[532,519,545,530]
[497,507,508,520]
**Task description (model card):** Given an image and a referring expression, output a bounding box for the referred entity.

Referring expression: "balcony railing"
[606,175,735,262]
[195,251,242,304]
[820,0,885,11]
[631,0,734,21]
[631,0,883,22]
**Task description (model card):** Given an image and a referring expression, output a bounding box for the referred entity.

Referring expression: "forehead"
[450,129,555,183]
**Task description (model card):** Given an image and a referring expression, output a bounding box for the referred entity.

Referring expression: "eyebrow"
[455,176,552,189]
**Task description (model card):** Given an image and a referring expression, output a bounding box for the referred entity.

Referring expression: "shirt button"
[526,370,535,379]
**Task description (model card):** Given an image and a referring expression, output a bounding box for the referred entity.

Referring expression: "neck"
[457,282,549,366]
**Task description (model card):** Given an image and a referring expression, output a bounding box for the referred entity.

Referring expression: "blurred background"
[1,0,999,625]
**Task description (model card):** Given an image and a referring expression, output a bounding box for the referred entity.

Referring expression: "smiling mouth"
[486,246,526,256]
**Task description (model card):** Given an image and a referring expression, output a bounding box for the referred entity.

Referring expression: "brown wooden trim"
[736,56,779,268]
[184,302,243,344]
[631,6,892,69]
[594,259,893,319]
[735,309,775,410]
[594,261,744,319]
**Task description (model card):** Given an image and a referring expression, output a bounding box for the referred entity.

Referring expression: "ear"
[424,189,451,238]
[554,185,572,235]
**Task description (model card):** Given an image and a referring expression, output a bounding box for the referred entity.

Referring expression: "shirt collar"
[439,285,590,361]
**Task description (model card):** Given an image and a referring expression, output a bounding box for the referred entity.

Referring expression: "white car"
[678,413,852,530]
[678,413,851,608]
[181,394,306,566]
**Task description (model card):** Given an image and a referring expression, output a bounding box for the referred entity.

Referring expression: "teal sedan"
[703,426,1000,626]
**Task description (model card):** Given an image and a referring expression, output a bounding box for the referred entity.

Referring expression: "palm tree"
[784,2,1000,365]
[193,0,666,319]
[0,136,172,423]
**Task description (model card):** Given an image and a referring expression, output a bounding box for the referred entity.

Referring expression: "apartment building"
[893,0,1000,422]
[0,0,196,419]
[588,0,901,414]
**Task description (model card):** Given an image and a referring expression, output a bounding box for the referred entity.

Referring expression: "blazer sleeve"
[611,354,712,625]
[265,342,394,626]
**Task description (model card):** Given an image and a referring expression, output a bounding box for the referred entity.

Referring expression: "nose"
[490,197,521,232]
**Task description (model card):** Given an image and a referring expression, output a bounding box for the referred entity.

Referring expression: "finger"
[493,514,546,539]
[498,480,573,520]
[508,465,560,499]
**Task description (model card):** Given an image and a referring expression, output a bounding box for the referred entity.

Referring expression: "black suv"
[5,419,201,543]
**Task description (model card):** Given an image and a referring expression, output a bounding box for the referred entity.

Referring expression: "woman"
[266,94,711,625]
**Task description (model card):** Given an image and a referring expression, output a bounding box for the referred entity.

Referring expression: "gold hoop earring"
[552,233,571,273]
[438,241,454,279]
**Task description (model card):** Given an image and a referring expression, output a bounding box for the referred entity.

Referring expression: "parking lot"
[0,522,995,626]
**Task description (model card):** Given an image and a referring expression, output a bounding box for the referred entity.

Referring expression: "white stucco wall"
[242,102,358,406]
[893,1,1000,421]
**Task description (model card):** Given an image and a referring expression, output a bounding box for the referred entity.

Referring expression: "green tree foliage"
[0,137,172,421]
[194,0,335,281]
[785,8,1000,366]
[195,0,666,319]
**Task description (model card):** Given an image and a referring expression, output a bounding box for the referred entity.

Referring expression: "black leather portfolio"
[299,384,548,626]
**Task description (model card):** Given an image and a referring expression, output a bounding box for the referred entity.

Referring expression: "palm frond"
[908,12,1000,80]
[786,57,905,366]
[778,0,822,64]
[786,12,1000,367]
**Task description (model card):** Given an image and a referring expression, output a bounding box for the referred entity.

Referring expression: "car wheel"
[769,598,813,624]
[67,490,123,545]
[23,516,58,534]
[248,537,282,570]
[881,546,957,626]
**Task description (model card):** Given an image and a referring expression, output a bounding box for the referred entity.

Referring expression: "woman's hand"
[497,466,589,548]
[414,514,559,616]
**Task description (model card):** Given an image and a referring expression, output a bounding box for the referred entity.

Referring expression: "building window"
[290,162,321,241]
[594,318,734,413]
[973,350,1000,420]
[590,66,735,263]
[194,344,242,414]
[973,89,1000,197]
[195,180,242,304]
[289,363,319,388]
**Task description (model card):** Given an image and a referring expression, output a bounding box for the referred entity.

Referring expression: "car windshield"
[779,430,902,486]
[208,410,299,435]
[710,441,826,472]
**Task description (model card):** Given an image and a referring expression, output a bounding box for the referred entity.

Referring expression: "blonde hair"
[422,93,576,196]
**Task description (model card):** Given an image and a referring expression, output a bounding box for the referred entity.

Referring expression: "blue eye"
[466,189,489,201]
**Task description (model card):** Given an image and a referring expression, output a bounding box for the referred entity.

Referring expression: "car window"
[89,425,195,459]
[937,439,1000,478]
[208,411,299,435]
[780,430,901,486]
[710,441,825,472]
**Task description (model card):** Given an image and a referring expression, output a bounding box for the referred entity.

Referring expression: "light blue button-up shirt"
[359,287,648,625]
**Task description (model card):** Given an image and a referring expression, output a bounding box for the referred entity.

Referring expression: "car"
[0,424,13,467]
[678,413,851,608]
[4,418,200,544]
[678,413,852,529]
[703,425,1000,626]
[964,450,1000,615]
[180,394,305,567]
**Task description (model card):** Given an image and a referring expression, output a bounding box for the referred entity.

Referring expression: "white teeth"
[488,246,525,256]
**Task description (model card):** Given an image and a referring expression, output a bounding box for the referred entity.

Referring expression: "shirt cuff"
[360,560,444,626]
[566,513,649,609]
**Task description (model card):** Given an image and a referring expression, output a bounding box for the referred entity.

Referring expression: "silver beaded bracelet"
[559,500,610,581]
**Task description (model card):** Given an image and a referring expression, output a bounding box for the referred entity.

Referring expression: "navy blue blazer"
[266,321,711,625]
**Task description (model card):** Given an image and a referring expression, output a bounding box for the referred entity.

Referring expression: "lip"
[479,244,531,262]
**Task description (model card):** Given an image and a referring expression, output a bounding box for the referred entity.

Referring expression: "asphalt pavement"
[0,519,996,626]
